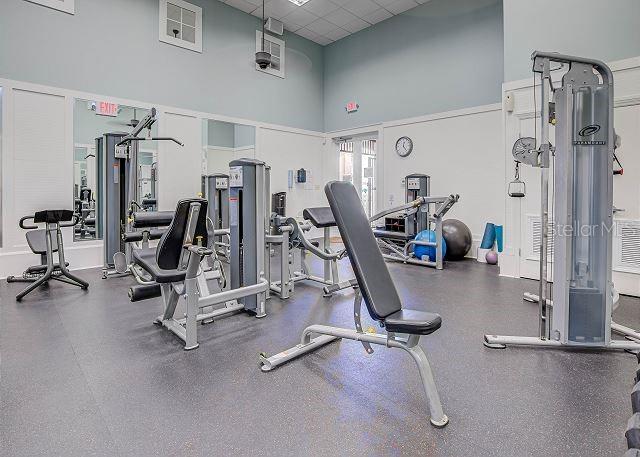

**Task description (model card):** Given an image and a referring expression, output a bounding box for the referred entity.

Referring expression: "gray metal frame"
[267,218,355,299]
[259,287,448,428]
[101,108,183,279]
[371,194,459,269]
[155,201,268,350]
[484,51,640,352]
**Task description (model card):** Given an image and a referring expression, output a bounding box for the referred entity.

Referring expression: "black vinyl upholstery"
[384,309,441,335]
[131,211,174,229]
[132,248,186,284]
[325,181,441,336]
[303,207,336,228]
[25,229,58,254]
[122,229,165,243]
[34,210,74,224]
[156,199,208,270]
[325,181,403,320]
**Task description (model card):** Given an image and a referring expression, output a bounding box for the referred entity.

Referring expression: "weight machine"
[371,174,458,269]
[98,107,183,278]
[484,52,640,351]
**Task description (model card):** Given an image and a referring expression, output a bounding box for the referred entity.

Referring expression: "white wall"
[256,128,326,237]
[380,106,503,253]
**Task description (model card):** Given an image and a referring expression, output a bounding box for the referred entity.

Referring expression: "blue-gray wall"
[323,0,503,132]
[503,0,640,82]
[0,0,324,131]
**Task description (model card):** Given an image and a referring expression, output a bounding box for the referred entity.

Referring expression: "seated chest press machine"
[130,159,269,350]
[260,181,449,428]
[267,206,356,299]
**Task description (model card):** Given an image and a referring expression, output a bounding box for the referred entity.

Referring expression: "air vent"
[265,17,284,36]
[614,220,640,273]
[528,215,554,261]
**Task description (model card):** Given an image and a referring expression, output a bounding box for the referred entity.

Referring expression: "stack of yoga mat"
[477,223,503,263]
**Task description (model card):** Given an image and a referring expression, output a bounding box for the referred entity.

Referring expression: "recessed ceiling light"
[288,0,310,5]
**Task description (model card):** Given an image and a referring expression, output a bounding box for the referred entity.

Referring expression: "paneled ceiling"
[220,0,427,45]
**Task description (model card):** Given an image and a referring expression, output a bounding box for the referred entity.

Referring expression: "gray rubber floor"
[1,256,638,456]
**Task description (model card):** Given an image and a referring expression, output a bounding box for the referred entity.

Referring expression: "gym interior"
[1,1,640,455]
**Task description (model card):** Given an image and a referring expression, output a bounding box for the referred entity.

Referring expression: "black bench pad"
[383,309,442,335]
[131,211,174,229]
[123,229,165,243]
[303,207,336,228]
[26,229,58,254]
[132,248,186,283]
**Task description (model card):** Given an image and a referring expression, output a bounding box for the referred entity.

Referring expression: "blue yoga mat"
[480,223,496,249]
[495,225,503,252]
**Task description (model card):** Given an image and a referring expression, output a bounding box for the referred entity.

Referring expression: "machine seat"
[373,229,413,241]
[25,229,58,254]
[303,207,336,228]
[132,248,186,284]
[383,309,442,335]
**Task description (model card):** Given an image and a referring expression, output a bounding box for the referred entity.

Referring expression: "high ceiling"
[220,0,427,45]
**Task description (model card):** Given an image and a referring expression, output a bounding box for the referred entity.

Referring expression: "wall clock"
[395,136,413,157]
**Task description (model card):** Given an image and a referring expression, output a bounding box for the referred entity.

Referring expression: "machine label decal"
[574,124,605,145]
[578,124,601,136]
[229,166,243,187]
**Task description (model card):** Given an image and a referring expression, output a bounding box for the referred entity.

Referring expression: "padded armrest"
[131,211,174,228]
[303,207,336,228]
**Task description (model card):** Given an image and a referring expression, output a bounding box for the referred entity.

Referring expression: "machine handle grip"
[18,216,37,230]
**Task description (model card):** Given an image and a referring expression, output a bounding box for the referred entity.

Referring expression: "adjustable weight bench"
[260,181,448,427]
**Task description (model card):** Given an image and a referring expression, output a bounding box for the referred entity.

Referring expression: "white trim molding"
[25,0,74,14]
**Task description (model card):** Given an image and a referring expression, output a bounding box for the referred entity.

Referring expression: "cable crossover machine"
[484,51,640,352]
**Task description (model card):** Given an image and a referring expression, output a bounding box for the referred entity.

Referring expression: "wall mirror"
[203,119,256,177]
[73,99,157,241]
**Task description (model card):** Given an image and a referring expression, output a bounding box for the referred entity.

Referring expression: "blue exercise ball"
[413,230,447,262]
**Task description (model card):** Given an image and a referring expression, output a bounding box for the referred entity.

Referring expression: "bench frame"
[154,202,268,350]
[259,286,449,427]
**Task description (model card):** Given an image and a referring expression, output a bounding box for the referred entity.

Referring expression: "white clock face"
[396,137,413,157]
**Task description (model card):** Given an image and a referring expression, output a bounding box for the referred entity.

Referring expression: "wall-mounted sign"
[345,101,359,113]
[95,101,119,117]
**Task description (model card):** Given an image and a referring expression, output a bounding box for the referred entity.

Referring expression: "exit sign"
[95,101,118,117]
[345,101,359,113]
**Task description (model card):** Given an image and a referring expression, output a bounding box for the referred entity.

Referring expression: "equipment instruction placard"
[229,166,243,187]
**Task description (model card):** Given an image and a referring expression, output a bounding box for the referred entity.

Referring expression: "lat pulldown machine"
[484,52,640,352]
